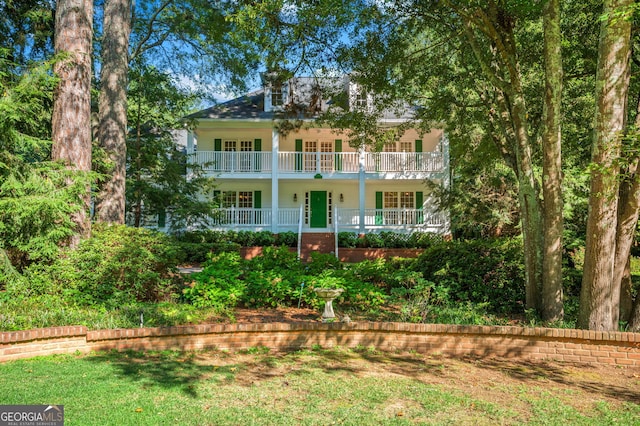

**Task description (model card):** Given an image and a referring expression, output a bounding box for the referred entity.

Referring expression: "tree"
[95,0,132,224]
[94,0,260,224]
[126,64,216,230]
[541,0,564,321]
[578,0,633,331]
[51,0,94,246]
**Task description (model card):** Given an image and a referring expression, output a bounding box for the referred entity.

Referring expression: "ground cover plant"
[0,226,618,331]
[0,347,638,425]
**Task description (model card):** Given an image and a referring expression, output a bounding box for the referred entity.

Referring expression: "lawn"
[1,346,638,425]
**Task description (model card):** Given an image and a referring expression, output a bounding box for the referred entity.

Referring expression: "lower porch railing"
[209,207,446,233]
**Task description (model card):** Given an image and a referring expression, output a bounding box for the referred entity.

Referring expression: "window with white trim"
[272,84,284,106]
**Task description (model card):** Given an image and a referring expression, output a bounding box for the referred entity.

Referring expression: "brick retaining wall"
[1,322,639,366]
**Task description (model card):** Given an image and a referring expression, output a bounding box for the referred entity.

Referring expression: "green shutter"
[335,139,342,171]
[415,140,423,171]
[375,191,383,225]
[295,139,303,171]
[157,209,166,228]
[254,138,262,171]
[416,191,424,224]
[214,138,222,151]
[254,190,262,208]
[254,190,262,224]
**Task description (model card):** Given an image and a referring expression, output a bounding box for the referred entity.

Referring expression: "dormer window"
[354,88,368,110]
[272,84,284,107]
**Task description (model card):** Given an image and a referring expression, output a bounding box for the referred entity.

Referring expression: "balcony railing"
[193,151,444,174]
[195,151,272,173]
[208,207,446,232]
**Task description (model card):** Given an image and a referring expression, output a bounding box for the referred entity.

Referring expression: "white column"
[441,133,451,235]
[271,128,280,234]
[358,148,366,235]
[186,130,196,180]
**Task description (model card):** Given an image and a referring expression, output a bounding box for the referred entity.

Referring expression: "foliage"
[126,64,217,231]
[337,232,358,248]
[242,246,305,308]
[0,163,90,271]
[8,225,184,308]
[415,238,526,314]
[275,231,297,247]
[182,252,245,309]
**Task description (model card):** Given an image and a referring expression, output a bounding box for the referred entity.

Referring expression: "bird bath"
[313,288,344,322]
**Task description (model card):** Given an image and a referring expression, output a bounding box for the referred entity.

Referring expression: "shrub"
[359,233,384,248]
[337,232,358,248]
[252,231,276,246]
[241,246,304,307]
[415,238,525,314]
[305,252,341,275]
[13,225,184,307]
[275,231,297,247]
[182,251,245,309]
[379,231,408,248]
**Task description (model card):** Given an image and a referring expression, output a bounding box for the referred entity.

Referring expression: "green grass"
[0,347,638,425]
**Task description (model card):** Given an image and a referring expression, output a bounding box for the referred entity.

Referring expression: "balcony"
[193,151,444,175]
[207,207,447,234]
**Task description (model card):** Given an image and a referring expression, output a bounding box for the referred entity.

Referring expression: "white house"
[183,74,450,240]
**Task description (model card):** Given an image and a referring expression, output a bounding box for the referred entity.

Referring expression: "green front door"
[310,191,327,228]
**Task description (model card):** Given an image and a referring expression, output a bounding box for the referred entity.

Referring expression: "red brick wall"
[2,323,639,366]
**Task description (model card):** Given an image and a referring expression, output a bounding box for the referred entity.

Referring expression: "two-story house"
[183,74,450,247]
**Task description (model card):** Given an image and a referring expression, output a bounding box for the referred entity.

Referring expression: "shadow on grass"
[468,358,640,405]
[84,346,640,405]
[86,350,219,398]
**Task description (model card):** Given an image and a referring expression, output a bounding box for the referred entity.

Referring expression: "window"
[272,84,284,106]
[400,192,414,208]
[238,191,253,208]
[400,141,413,152]
[383,192,415,224]
[354,88,368,110]
[222,191,237,208]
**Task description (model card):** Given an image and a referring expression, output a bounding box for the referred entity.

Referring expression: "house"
[183,74,450,248]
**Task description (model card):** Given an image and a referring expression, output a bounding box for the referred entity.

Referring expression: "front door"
[310,191,327,228]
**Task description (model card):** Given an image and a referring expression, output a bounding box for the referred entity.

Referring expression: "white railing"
[363,152,443,172]
[193,151,444,174]
[194,151,272,173]
[278,152,361,173]
[211,208,271,226]
[208,207,445,232]
[337,208,446,228]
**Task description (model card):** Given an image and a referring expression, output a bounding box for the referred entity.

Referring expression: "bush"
[12,225,184,308]
[275,231,298,247]
[379,231,408,248]
[337,232,358,248]
[182,252,245,309]
[415,238,525,314]
[242,246,305,307]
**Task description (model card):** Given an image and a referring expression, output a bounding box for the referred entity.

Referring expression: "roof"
[186,76,415,122]
[186,89,272,120]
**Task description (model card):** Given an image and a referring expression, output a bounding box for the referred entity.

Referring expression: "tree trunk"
[540,0,564,322]
[95,0,132,224]
[578,0,632,331]
[51,0,94,247]
[628,294,640,332]
[461,6,544,312]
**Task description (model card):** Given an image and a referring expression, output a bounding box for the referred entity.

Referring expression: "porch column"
[186,130,196,180]
[359,148,366,235]
[271,128,280,234]
[441,133,451,235]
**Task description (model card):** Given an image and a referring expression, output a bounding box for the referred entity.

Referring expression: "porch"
[206,207,447,234]
[193,151,445,175]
